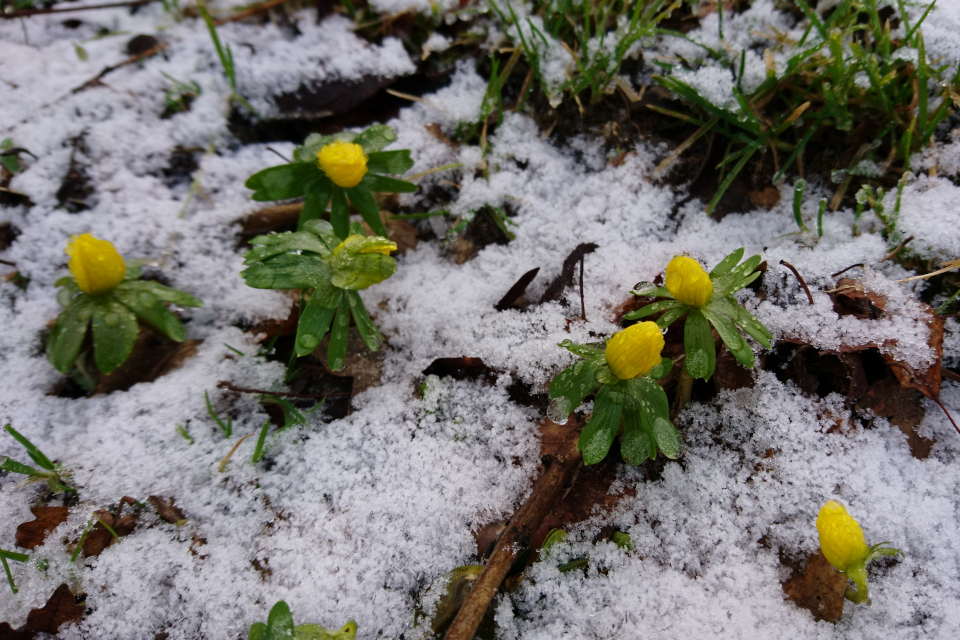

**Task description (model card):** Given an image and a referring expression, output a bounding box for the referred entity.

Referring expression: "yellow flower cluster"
[665,256,713,307]
[66,233,126,295]
[605,321,664,380]
[317,141,368,188]
[816,500,870,572]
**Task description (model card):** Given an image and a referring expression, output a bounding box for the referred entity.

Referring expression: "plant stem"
[443,425,583,640]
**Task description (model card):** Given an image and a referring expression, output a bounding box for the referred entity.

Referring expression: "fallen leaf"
[0,583,85,639]
[81,505,139,559]
[831,278,886,319]
[15,506,69,550]
[748,186,781,210]
[148,496,187,525]
[495,267,540,311]
[421,357,499,384]
[856,376,933,459]
[782,550,847,623]
[884,304,943,400]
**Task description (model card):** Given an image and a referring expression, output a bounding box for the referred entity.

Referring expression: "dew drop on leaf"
[688,350,707,373]
[547,397,570,425]
[298,334,319,350]
[104,313,119,327]
[632,281,657,296]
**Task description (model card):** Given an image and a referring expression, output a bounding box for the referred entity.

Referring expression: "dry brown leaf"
[856,377,933,459]
[148,496,187,525]
[782,550,848,623]
[0,583,85,639]
[15,506,69,550]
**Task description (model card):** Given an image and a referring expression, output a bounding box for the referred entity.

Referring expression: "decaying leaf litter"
[2,0,960,638]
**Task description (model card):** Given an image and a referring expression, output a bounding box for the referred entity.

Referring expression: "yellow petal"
[317,141,368,188]
[817,501,870,572]
[665,255,713,307]
[65,233,126,295]
[605,321,665,380]
[333,234,397,257]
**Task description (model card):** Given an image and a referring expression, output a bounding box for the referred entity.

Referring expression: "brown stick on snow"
[443,425,583,640]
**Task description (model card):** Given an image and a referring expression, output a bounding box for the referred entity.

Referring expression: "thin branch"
[444,425,583,640]
[72,42,169,94]
[217,380,349,399]
[830,263,864,278]
[932,396,960,437]
[579,253,586,321]
[1,0,156,19]
[213,0,296,25]
[780,260,814,305]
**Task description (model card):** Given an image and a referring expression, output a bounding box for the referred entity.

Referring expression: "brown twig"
[779,260,814,305]
[1,0,156,18]
[932,396,960,437]
[879,236,914,263]
[213,0,297,25]
[579,253,586,321]
[830,263,864,278]
[217,381,349,399]
[443,426,583,640]
[72,42,169,94]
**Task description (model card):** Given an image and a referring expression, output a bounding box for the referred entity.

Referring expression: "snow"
[1,2,959,640]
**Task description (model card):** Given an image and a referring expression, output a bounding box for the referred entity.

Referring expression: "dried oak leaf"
[782,550,847,623]
[15,506,69,550]
[148,496,187,525]
[81,509,139,558]
[856,376,933,459]
[0,583,85,639]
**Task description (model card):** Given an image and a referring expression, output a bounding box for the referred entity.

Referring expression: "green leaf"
[578,384,623,465]
[264,600,296,638]
[249,622,268,640]
[655,306,687,329]
[633,377,681,459]
[684,309,716,381]
[302,219,341,249]
[630,284,671,297]
[354,125,397,152]
[709,247,745,278]
[5,424,56,471]
[113,288,187,342]
[557,339,604,358]
[713,254,762,296]
[361,173,417,193]
[246,163,319,202]
[119,281,203,307]
[647,357,673,380]
[708,296,773,347]
[299,179,334,230]
[623,299,684,321]
[251,419,271,464]
[329,248,397,291]
[330,188,350,239]
[1,457,45,477]
[47,297,94,373]
[366,149,414,175]
[347,291,383,351]
[549,357,603,418]
[90,298,139,374]
[242,254,330,290]
[345,184,388,237]
[295,291,340,357]
[327,296,351,371]
[244,231,333,264]
[620,392,656,465]
[702,306,755,369]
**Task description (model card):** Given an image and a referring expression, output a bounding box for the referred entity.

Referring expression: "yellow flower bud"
[605,321,665,380]
[817,501,870,572]
[65,233,126,295]
[665,255,713,307]
[317,141,368,188]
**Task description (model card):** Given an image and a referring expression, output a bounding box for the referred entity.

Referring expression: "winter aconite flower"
[605,321,665,380]
[549,324,680,466]
[628,248,773,381]
[48,236,202,376]
[318,140,368,188]
[241,220,397,371]
[246,124,415,239]
[66,234,126,295]
[665,256,713,307]
[816,500,903,604]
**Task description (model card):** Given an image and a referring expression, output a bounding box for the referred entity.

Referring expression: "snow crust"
[1,2,958,639]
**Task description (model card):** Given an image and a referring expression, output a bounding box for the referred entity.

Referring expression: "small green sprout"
[1,137,26,174]
[626,249,772,381]
[241,220,396,370]
[205,391,233,437]
[245,124,415,239]
[1,424,74,493]
[249,600,357,640]
[1,547,29,594]
[160,71,201,114]
[47,234,203,375]
[196,0,253,112]
[548,322,680,466]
